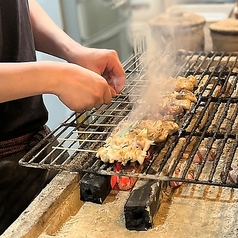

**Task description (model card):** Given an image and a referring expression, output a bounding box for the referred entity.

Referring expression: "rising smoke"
[124,3,205,123]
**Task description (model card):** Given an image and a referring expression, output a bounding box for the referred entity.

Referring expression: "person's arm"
[0,0,126,113]
[0,61,112,112]
[28,0,125,93]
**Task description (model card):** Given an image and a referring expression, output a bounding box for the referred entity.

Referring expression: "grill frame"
[19,51,238,188]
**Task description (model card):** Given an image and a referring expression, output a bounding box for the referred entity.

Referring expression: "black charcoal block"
[80,173,111,204]
[124,179,162,231]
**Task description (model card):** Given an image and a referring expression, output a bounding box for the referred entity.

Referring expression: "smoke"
[123,3,205,123]
[127,56,176,122]
[127,18,176,122]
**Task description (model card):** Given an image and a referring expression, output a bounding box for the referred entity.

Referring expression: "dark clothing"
[0,0,48,141]
[0,126,51,234]
[0,0,52,234]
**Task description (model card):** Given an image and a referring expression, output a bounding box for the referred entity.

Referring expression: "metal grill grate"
[20,51,238,188]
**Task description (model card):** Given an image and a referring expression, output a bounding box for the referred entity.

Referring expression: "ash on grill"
[20,51,238,231]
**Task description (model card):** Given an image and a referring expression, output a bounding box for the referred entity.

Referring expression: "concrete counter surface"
[38,184,238,238]
[3,170,238,238]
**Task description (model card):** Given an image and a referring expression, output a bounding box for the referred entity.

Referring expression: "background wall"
[36,0,73,130]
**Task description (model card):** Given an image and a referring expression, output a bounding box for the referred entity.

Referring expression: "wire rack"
[19,51,238,188]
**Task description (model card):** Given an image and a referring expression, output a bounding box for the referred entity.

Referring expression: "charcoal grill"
[19,50,238,189]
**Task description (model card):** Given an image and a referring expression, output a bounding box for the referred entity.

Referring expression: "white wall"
[36,0,73,130]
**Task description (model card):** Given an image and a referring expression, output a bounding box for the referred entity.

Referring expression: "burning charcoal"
[192,148,216,163]
[169,160,195,189]
[110,162,138,191]
[221,166,238,184]
[80,173,111,204]
[124,179,162,231]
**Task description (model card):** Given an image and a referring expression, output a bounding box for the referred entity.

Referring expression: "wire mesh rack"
[19,50,238,188]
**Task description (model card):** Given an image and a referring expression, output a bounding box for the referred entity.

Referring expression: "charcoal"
[80,173,111,204]
[124,179,162,231]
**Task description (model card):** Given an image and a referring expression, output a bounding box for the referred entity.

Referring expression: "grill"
[20,50,238,189]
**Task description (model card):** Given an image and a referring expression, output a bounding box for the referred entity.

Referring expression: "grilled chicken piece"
[136,120,179,143]
[174,78,194,92]
[163,121,180,134]
[159,95,192,115]
[179,75,198,88]
[97,119,179,165]
[96,128,153,165]
[162,104,184,116]
[171,89,197,103]
[173,99,192,110]
[166,75,198,92]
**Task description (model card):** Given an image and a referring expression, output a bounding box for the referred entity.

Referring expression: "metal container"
[148,10,206,51]
[210,18,238,52]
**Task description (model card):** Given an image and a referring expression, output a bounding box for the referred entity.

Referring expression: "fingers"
[58,74,113,112]
[93,80,113,109]
[104,51,126,93]
[94,98,104,109]
[109,85,117,97]
[106,73,125,94]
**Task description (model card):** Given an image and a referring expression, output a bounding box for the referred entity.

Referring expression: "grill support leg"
[124,179,162,231]
[79,173,111,204]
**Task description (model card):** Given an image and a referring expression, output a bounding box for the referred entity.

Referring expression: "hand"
[55,63,114,112]
[66,46,126,96]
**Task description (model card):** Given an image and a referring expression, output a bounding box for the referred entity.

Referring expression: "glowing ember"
[111,162,138,191]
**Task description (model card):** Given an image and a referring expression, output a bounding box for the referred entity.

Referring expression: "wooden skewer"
[115,93,127,97]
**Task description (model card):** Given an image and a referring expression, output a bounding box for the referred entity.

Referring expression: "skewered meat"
[135,120,179,143]
[174,79,194,92]
[170,89,197,102]
[96,126,153,165]
[173,98,192,110]
[160,76,198,115]
[96,129,152,165]
[166,75,198,92]
[96,119,179,165]
[97,75,197,166]
[135,75,198,118]
[162,95,192,110]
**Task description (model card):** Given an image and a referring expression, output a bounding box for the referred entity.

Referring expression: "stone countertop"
[40,183,238,238]
[3,169,238,238]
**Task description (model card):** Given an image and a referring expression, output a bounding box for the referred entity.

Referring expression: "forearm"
[27,0,125,94]
[28,0,80,62]
[0,62,63,103]
[0,61,115,112]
